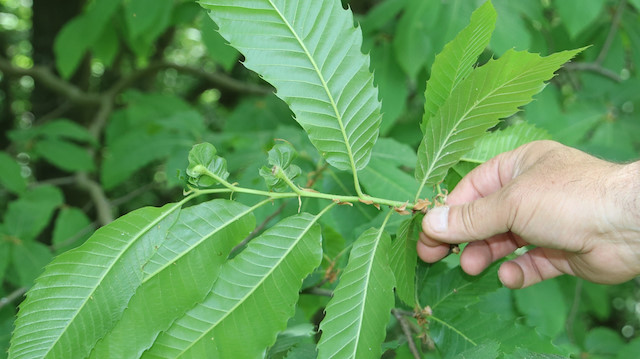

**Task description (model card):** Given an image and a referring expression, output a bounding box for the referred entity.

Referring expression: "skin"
[418,140,640,289]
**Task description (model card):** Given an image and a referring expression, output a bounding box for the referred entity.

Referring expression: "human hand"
[417,140,640,289]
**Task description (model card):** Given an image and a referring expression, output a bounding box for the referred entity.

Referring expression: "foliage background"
[0,0,639,357]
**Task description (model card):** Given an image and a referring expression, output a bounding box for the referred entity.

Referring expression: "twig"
[596,0,627,65]
[392,308,421,359]
[156,62,273,96]
[300,287,333,297]
[231,201,288,254]
[88,96,114,140]
[49,221,98,252]
[565,279,583,344]
[0,287,27,310]
[0,57,101,105]
[75,173,114,226]
[563,62,623,82]
[109,183,155,207]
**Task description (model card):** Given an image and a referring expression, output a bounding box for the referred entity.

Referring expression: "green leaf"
[430,308,562,358]
[370,40,408,135]
[53,0,120,78]
[268,323,315,359]
[90,199,257,358]
[260,142,303,192]
[186,142,230,187]
[454,340,500,359]
[34,139,95,172]
[144,212,323,358]
[0,152,26,195]
[9,200,185,359]
[52,207,92,253]
[359,159,419,202]
[36,119,96,145]
[201,17,239,72]
[389,216,421,307]
[513,278,568,339]
[617,338,640,359]
[393,0,439,78]
[317,225,395,359]
[123,0,173,57]
[0,233,10,282]
[555,0,606,39]
[461,122,551,163]
[420,263,501,315]
[101,92,205,189]
[4,186,64,242]
[203,0,382,172]
[370,137,417,169]
[421,0,497,132]
[585,327,625,357]
[91,25,119,67]
[9,241,53,287]
[124,0,165,39]
[503,348,567,359]
[101,131,188,189]
[415,48,583,196]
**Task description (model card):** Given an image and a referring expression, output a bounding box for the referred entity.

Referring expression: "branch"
[158,62,273,96]
[596,0,627,65]
[0,57,101,105]
[0,287,27,310]
[75,172,114,226]
[300,287,333,297]
[392,308,421,359]
[231,201,288,254]
[109,61,272,97]
[563,62,623,82]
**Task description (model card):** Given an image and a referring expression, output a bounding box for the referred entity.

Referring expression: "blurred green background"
[0,0,639,357]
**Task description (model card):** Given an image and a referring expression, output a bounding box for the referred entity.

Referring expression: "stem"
[392,309,421,359]
[0,287,27,310]
[428,314,477,346]
[596,0,627,66]
[198,167,416,210]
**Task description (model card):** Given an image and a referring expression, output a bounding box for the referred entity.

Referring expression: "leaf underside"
[317,226,395,359]
[389,216,421,307]
[143,213,323,359]
[89,200,256,358]
[9,203,183,359]
[202,0,382,172]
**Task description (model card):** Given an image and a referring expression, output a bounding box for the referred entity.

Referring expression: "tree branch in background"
[563,62,623,82]
[75,172,114,225]
[596,0,627,65]
[0,287,27,311]
[564,0,627,83]
[0,57,101,105]
[231,201,289,254]
[392,308,421,359]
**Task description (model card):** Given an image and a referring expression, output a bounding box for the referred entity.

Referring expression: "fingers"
[459,232,524,275]
[422,192,514,244]
[446,149,519,205]
[498,248,566,289]
[416,232,450,263]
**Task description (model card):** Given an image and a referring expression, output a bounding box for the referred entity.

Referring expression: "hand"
[417,140,640,289]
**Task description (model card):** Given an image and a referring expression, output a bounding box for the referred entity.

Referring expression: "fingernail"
[426,206,449,233]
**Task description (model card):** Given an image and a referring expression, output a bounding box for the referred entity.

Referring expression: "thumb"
[422,194,513,243]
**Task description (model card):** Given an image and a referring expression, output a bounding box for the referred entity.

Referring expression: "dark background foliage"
[0,0,639,357]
